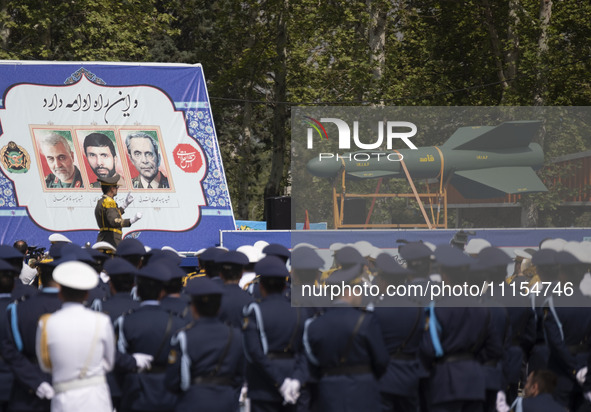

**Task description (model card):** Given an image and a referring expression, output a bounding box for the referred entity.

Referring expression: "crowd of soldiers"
[0,233,590,412]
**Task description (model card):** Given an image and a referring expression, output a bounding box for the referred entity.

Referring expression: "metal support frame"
[332,157,448,229]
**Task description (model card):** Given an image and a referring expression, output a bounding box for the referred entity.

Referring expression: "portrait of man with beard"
[83,132,125,188]
[39,132,84,189]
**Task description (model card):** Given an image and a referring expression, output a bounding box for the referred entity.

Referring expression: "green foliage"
[2,0,590,225]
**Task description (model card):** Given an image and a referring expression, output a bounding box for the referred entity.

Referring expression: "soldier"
[115,261,185,412]
[94,175,142,248]
[0,259,19,412]
[115,238,147,269]
[474,247,535,407]
[372,253,425,412]
[420,245,502,412]
[242,256,310,411]
[91,258,140,410]
[166,276,245,411]
[540,249,591,410]
[303,265,389,412]
[216,251,254,328]
[36,261,114,412]
[0,244,38,301]
[1,256,69,412]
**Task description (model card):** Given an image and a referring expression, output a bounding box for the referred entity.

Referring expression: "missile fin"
[451,166,548,199]
[446,121,541,151]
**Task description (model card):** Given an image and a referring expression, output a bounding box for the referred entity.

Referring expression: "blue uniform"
[166,318,244,412]
[11,281,38,301]
[242,294,309,411]
[92,291,140,408]
[373,304,425,412]
[543,289,591,410]
[512,392,565,411]
[160,295,191,322]
[304,304,389,412]
[115,302,186,411]
[419,298,503,412]
[218,284,254,328]
[1,288,61,412]
[0,293,15,410]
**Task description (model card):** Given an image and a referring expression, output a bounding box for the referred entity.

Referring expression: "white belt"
[53,375,106,393]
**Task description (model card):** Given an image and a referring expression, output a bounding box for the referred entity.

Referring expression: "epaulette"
[102,197,117,209]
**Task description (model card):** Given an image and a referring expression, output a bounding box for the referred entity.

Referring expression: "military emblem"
[1,141,30,173]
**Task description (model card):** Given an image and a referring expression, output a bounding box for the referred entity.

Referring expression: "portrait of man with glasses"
[125,131,170,189]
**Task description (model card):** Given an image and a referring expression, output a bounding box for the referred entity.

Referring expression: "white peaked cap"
[292,243,318,250]
[540,238,567,251]
[162,246,181,256]
[464,238,492,255]
[237,245,265,263]
[48,233,72,244]
[53,261,99,291]
[92,241,116,252]
[253,241,269,251]
[563,241,591,264]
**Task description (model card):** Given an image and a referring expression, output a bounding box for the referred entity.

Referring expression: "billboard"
[0,61,235,250]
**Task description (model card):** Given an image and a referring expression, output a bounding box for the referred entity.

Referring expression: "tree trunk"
[237,98,253,220]
[264,1,288,219]
[482,0,510,91]
[533,0,552,106]
[367,0,387,102]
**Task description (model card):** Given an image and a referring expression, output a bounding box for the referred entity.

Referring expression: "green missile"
[306,121,548,198]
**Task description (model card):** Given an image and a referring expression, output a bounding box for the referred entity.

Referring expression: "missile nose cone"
[306,156,342,178]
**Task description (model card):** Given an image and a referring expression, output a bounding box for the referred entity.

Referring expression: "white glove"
[495,390,510,412]
[239,384,248,404]
[35,382,55,399]
[279,378,296,405]
[121,192,134,210]
[288,379,301,404]
[130,212,143,225]
[132,353,153,372]
[585,391,591,402]
[577,367,588,386]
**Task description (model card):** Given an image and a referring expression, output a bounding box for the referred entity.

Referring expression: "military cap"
[292,242,318,250]
[354,241,378,259]
[334,246,366,266]
[166,264,186,281]
[540,238,566,251]
[147,249,182,266]
[180,257,200,268]
[326,264,363,285]
[85,247,108,261]
[103,257,139,277]
[476,247,512,270]
[0,258,19,274]
[513,249,533,260]
[237,245,265,264]
[563,241,591,264]
[136,262,171,282]
[49,242,66,259]
[0,245,23,260]
[329,243,346,253]
[255,256,289,278]
[253,240,269,251]
[464,238,492,255]
[215,250,249,266]
[185,276,224,297]
[555,251,581,266]
[398,242,432,262]
[92,241,116,253]
[291,246,324,270]
[116,238,146,257]
[97,175,121,186]
[434,245,474,268]
[53,261,99,290]
[374,253,411,276]
[198,247,228,263]
[48,233,72,244]
[262,244,291,259]
[59,243,94,264]
[531,249,558,266]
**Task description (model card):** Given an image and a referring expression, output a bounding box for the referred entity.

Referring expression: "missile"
[306,121,548,199]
